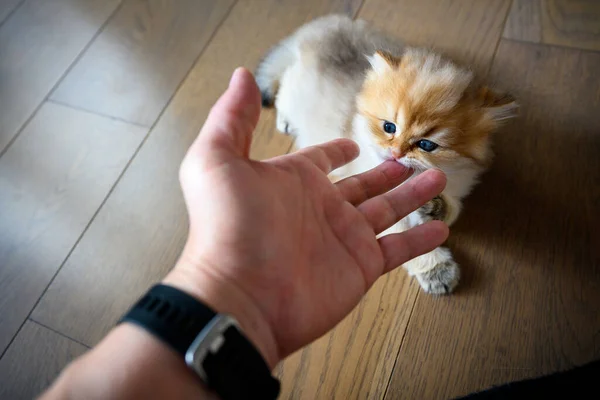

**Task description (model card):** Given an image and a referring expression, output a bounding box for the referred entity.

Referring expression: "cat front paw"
[418,195,447,222]
[415,260,460,295]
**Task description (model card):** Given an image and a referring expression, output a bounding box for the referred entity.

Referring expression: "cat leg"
[403,194,462,294]
[383,217,459,294]
[405,247,460,294]
[418,193,461,226]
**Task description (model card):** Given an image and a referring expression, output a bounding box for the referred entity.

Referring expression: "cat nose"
[391,149,404,159]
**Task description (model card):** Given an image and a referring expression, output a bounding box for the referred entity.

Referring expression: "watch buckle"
[185,314,239,382]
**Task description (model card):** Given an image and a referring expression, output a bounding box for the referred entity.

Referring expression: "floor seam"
[485,0,514,78]
[28,319,92,349]
[501,36,600,54]
[382,286,420,400]
[0,0,25,29]
[46,99,150,128]
[353,0,367,19]
[0,0,238,361]
[0,1,127,361]
[0,0,126,159]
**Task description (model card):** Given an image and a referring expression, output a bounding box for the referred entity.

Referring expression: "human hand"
[163,68,448,368]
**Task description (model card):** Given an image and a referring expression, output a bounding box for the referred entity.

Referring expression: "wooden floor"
[0,1,599,399]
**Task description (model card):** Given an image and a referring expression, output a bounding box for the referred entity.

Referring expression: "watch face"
[185,314,239,382]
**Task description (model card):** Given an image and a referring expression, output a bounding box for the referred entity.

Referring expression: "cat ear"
[367,50,399,74]
[479,87,519,122]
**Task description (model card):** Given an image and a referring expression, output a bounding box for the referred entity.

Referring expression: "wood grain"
[32,0,362,345]
[0,102,146,355]
[50,0,234,127]
[503,0,543,43]
[504,0,600,51]
[0,0,121,153]
[278,274,419,400]
[358,0,511,73]
[386,40,600,400]
[0,0,23,25]
[0,321,87,400]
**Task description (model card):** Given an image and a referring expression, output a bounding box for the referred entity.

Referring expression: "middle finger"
[357,169,446,234]
[336,161,412,205]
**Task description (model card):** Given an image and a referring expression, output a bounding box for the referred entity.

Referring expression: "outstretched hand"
[164,68,448,368]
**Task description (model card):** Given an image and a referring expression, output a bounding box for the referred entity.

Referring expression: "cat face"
[356,49,517,172]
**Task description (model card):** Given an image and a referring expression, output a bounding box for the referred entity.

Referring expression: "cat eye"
[416,139,438,152]
[383,121,396,134]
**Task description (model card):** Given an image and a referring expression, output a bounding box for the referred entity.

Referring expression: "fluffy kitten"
[256,15,517,294]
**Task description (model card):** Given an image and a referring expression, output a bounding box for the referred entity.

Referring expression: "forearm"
[40,260,279,400]
[41,323,217,400]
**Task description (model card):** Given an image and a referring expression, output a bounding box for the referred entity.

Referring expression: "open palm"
[168,68,448,367]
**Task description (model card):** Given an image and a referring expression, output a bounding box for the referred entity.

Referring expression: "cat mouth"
[396,158,411,168]
[397,157,427,172]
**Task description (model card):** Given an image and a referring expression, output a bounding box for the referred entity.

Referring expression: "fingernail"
[229,67,243,88]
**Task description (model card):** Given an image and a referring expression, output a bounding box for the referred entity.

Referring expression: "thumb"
[195,67,262,163]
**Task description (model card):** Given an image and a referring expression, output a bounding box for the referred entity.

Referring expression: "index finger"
[336,161,412,205]
[295,139,359,174]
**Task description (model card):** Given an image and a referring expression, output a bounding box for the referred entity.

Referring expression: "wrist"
[162,254,280,369]
[43,324,217,400]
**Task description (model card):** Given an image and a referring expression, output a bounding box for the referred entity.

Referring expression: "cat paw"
[418,195,447,222]
[276,113,296,135]
[415,260,460,295]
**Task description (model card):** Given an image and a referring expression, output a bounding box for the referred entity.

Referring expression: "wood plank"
[386,40,600,400]
[277,274,419,400]
[0,321,87,400]
[358,0,511,73]
[50,0,234,127]
[0,0,23,25]
[504,0,600,52]
[0,102,146,355]
[32,0,362,345]
[0,0,121,153]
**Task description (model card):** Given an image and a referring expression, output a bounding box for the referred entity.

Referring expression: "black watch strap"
[120,284,280,400]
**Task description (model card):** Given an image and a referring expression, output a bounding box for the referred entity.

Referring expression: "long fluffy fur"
[256,15,517,294]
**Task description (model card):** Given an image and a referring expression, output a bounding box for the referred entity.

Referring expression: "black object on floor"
[456,359,600,399]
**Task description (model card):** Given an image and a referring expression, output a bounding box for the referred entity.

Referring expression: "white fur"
[405,246,453,275]
[367,52,392,75]
[395,110,407,134]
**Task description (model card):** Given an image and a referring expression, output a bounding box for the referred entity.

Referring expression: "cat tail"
[255,38,296,108]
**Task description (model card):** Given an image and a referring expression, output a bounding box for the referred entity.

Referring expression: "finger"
[336,161,412,206]
[379,221,449,273]
[295,139,359,174]
[358,169,446,234]
[192,68,261,164]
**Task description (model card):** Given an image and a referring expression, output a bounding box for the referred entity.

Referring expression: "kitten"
[256,15,517,294]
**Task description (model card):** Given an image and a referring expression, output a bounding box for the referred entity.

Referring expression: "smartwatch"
[119,284,280,399]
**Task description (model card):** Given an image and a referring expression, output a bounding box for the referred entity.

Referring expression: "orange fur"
[357,50,515,171]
